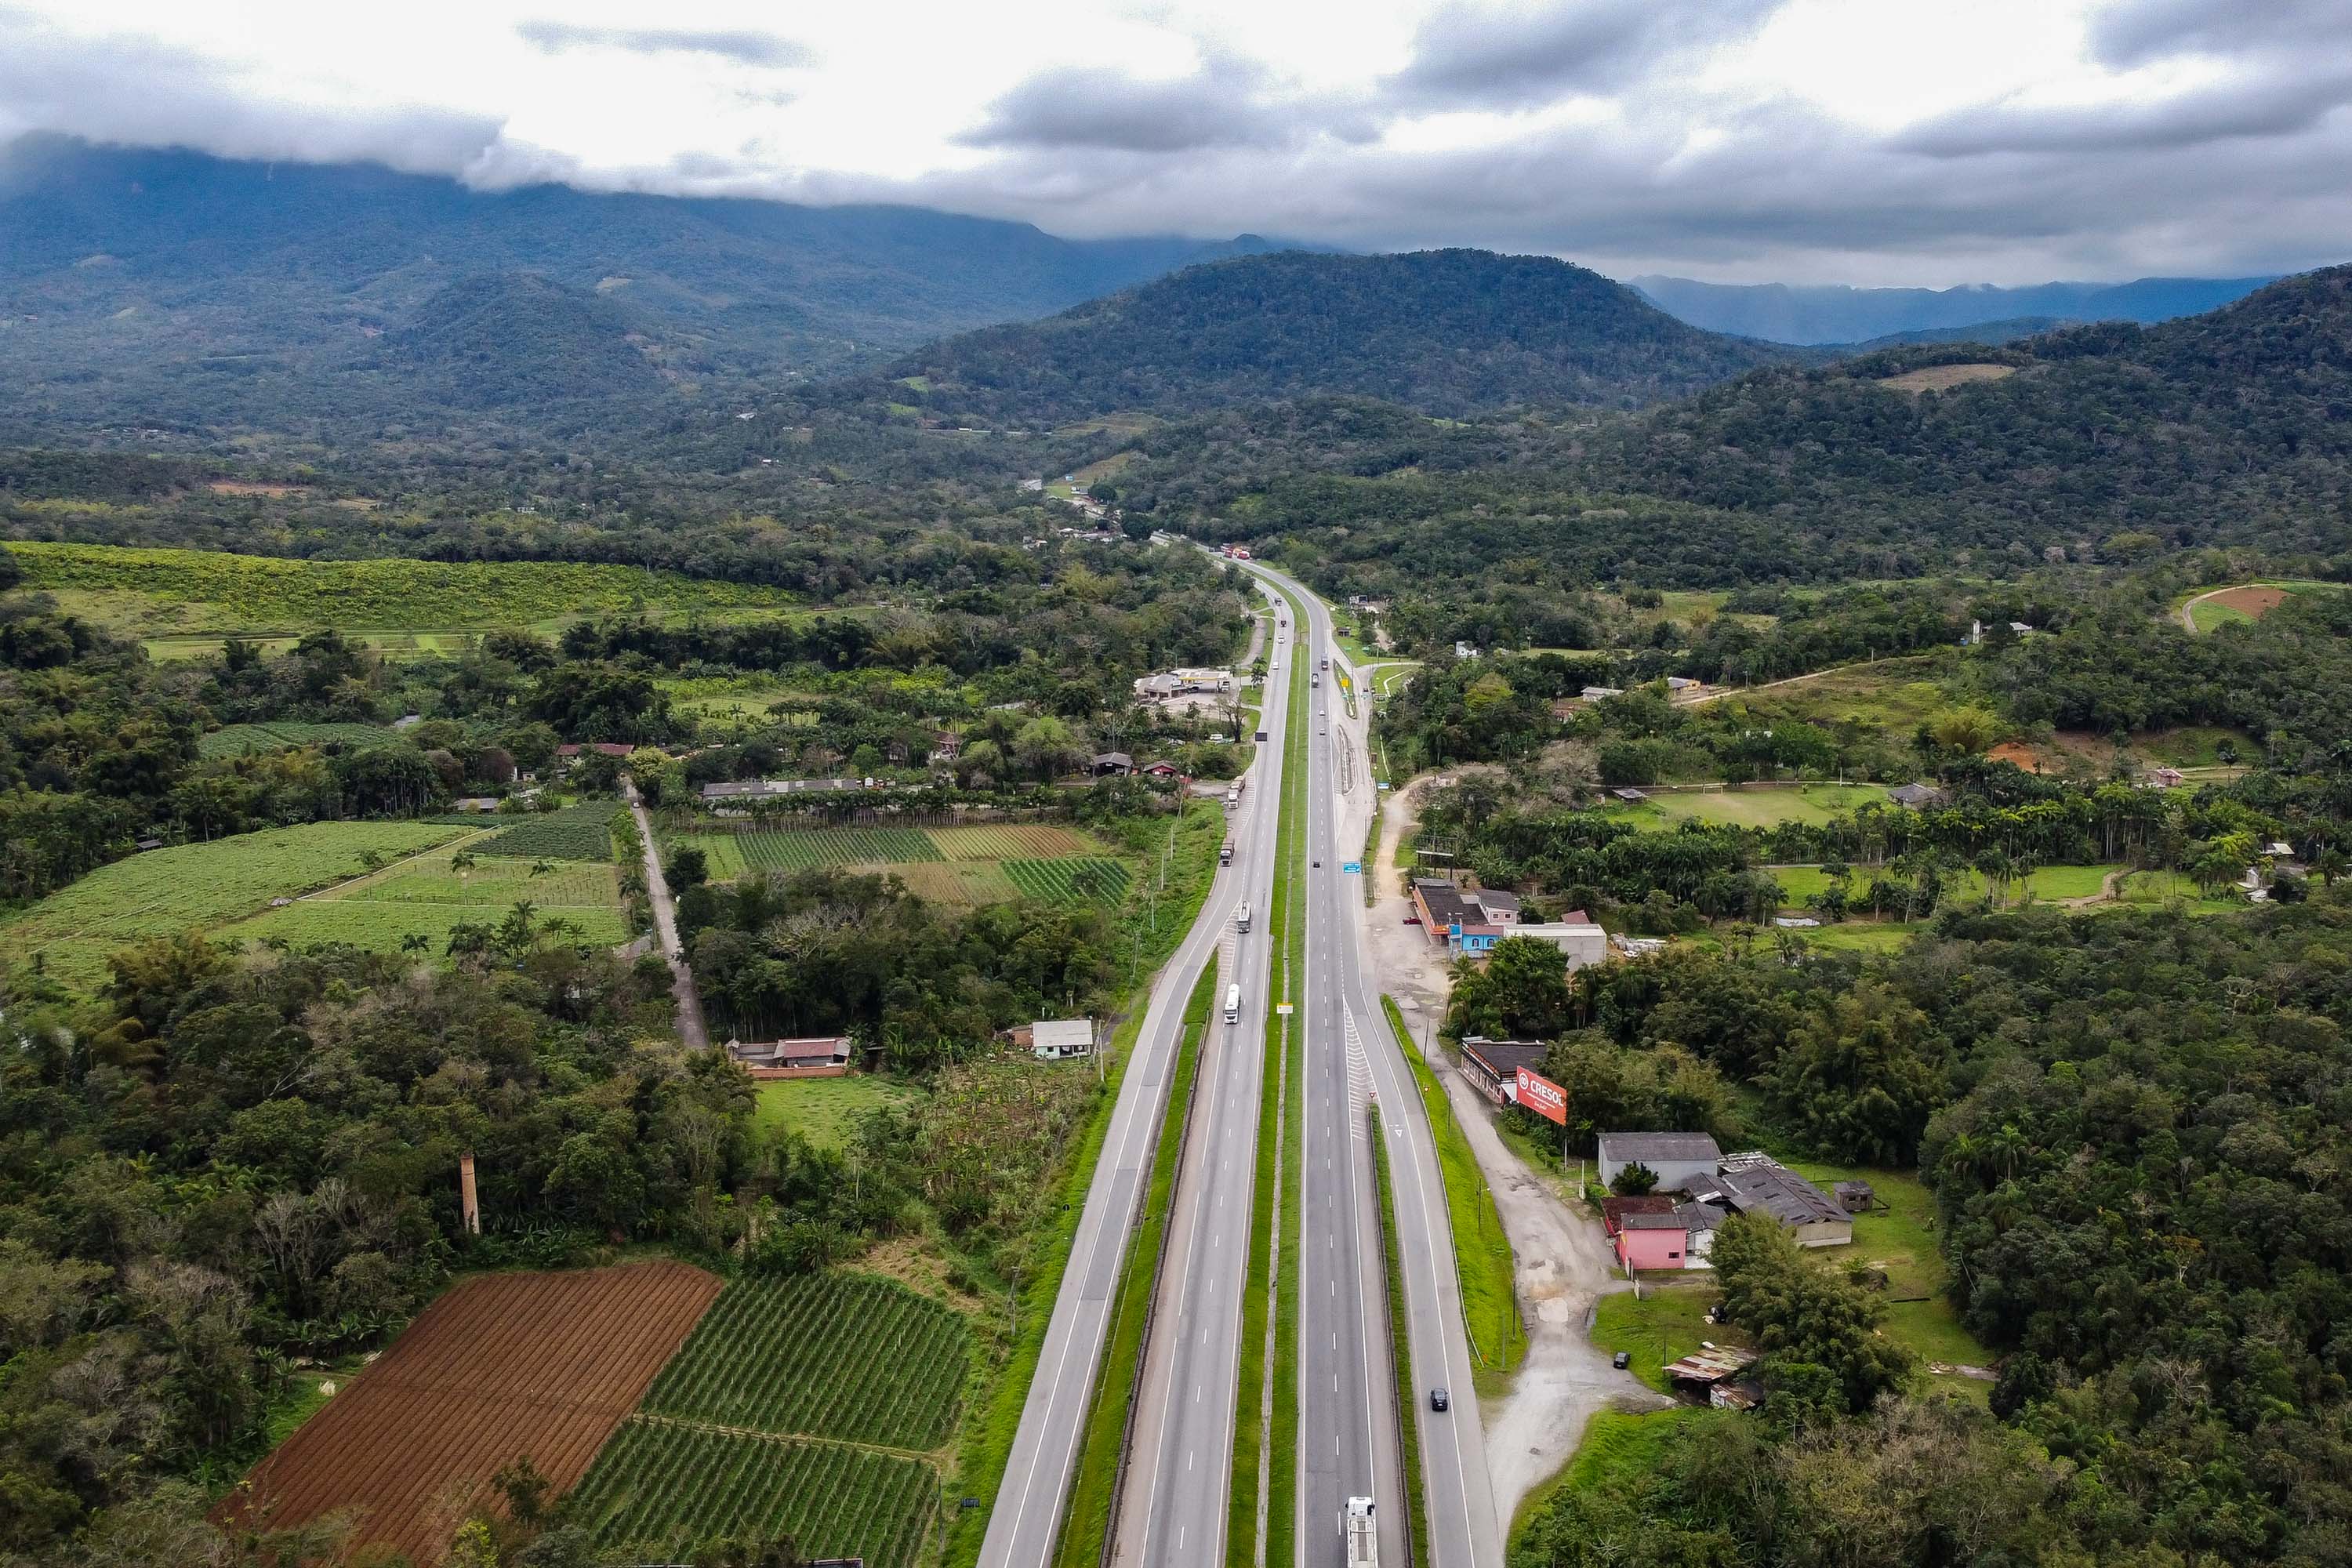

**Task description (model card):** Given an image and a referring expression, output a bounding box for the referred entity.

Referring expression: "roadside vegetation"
[1385,995,1524,1391]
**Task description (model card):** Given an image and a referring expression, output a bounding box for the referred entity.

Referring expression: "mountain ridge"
[860,248,1799,423]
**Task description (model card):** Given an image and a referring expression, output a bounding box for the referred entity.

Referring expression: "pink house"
[1615,1213,1691,1272]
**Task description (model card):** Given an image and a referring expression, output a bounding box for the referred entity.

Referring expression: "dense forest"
[1512,893,2352,1568]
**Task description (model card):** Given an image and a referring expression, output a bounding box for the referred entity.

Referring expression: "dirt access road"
[624,779,710,1051]
[1363,773,1665,1526]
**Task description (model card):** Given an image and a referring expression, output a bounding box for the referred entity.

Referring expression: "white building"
[1032,1018,1097,1060]
[1134,667,1236,699]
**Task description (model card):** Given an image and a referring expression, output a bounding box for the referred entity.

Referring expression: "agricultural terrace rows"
[643,1274,968,1451]
[672,822,1114,900]
[6,540,790,636]
[470,803,617,861]
[221,855,628,956]
[575,1421,936,1568]
[1002,858,1132,905]
[0,820,474,990]
[227,1262,720,1567]
[198,720,397,757]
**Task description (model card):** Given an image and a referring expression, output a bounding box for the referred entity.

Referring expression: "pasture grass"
[1635,782,1887,830]
[11,540,792,640]
[753,1076,921,1149]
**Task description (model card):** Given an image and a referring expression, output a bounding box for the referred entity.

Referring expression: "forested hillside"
[0,136,1280,445]
[866,249,1794,424]
[1113,266,2352,592]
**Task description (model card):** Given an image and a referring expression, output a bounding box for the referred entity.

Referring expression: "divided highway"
[1259,563,1505,1568]
[982,560,1501,1568]
[979,577,1295,1568]
[1126,575,1294,1568]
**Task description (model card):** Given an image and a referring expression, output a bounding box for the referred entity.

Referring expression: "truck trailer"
[1342,1497,1377,1566]
[1223,984,1241,1025]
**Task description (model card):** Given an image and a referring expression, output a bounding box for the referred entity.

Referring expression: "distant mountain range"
[864,249,1795,424]
[0,136,1286,438]
[1632,274,2278,346]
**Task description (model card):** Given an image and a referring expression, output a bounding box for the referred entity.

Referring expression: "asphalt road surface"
[980,581,1294,1568]
[1261,563,1505,1568]
[1129,580,1291,1568]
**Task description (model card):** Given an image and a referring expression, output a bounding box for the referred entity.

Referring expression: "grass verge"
[1051,964,1217,1567]
[946,800,1225,1568]
[1368,1103,1433,1568]
[1380,997,1526,1396]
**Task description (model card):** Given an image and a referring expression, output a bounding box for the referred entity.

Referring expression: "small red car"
[1403,914,1421,925]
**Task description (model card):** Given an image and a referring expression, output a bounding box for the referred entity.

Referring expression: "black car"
[1612,1350,1631,1370]
[1429,1387,1450,1412]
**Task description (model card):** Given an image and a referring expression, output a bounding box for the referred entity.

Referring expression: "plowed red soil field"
[223,1260,720,1565]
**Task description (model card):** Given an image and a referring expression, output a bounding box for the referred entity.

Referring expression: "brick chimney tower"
[459,1152,481,1236]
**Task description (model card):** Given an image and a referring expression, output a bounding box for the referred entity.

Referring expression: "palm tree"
[400,933,432,956]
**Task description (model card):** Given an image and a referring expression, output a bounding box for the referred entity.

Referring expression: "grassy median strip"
[1051,963,1218,1568]
[947,800,1225,1568]
[1229,579,1312,1568]
[1382,995,1526,1392]
[1369,1102,1434,1568]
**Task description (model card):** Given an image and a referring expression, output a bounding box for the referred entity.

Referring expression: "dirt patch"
[1876,363,2016,394]
[1985,740,2046,772]
[223,1260,720,1565]
[207,480,312,497]
[2205,585,2288,619]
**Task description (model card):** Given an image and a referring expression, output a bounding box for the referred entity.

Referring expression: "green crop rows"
[197,720,397,758]
[0,820,474,990]
[642,1274,969,1451]
[1001,858,1132,906]
[713,826,944,871]
[474,804,615,861]
[574,1422,937,1568]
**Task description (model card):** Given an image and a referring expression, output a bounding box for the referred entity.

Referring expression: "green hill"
[869,249,1795,424]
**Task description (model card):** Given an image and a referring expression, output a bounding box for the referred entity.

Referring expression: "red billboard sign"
[1515,1066,1567,1125]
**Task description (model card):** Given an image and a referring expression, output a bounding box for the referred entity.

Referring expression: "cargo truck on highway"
[1224,984,1241,1025]
[1235,903,1251,933]
[1343,1497,1376,1565]
[1220,840,1234,865]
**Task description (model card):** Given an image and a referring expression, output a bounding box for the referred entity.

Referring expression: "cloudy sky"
[2,0,2348,284]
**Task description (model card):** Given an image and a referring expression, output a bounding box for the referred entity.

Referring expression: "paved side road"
[622,779,709,1051]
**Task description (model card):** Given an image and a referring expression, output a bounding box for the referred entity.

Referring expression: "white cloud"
[1,0,2347,283]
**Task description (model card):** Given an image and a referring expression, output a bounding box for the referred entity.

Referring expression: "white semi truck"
[1223,984,1242,1025]
[1342,1497,1377,1566]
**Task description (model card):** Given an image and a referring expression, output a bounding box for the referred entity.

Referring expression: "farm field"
[669,821,1129,905]
[567,1271,967,1568]
[1611,782,1888,831]
[2182,579,2342,633]
[7,541,792,641]
[755,1075,921,1148]
[472,803,616,862]
[1,820,476,989]
[641,1273,968,1450]
[573,1422,937,1568]
[226,1261,721,1566]
[198,720,399,757]
[223,855,626,956]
